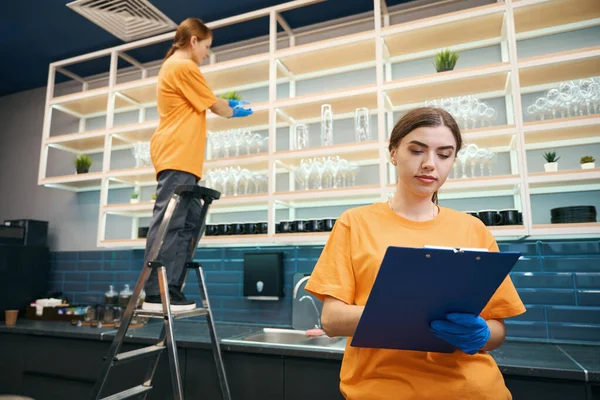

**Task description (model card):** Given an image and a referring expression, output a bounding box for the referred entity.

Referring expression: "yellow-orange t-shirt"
[150,58,217,180]
[305,202,526,400]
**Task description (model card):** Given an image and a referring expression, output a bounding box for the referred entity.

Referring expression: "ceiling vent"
[67,0,177,42]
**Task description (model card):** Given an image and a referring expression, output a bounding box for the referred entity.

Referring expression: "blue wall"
[48,240,600,343]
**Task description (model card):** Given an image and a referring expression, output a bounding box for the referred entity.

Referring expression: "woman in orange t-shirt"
[305,107,525,399]
[142,18,253,311]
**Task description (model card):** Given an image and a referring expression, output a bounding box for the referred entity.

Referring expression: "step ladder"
[90,185,231,400]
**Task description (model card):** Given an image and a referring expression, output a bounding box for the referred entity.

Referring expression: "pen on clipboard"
[423,245,529,260]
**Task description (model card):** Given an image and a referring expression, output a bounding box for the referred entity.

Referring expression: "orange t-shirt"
[150,58,217,180]
[305,202,526,400]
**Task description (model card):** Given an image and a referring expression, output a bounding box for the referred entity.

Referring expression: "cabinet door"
[0,334,25,395]
[23,373,92,400]
[186,348,284,400]
[19,335,182,400]
[504,376,588,400]
[284,357,344,400]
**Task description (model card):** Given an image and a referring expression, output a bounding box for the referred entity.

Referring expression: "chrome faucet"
[292,275,311,299]
[299,295,322,329]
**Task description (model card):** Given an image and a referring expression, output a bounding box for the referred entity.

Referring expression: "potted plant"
[151,193,157,202]
[75,155,92,174]
[580,156,596,169]
[218,91,242,101]
[130,190,139,204]
[433,49,459,73]
[543,151,560,172]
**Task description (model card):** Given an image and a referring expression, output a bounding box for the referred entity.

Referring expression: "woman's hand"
[430,313,505,354]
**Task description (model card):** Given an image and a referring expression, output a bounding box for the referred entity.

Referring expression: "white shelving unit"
[37,0,600,248]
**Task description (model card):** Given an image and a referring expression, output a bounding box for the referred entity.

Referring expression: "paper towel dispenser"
[243,252,283,300]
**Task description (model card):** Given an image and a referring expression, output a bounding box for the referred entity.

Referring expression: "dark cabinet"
[186,348,284,400]
[284,357,343,400]
[505,376,588,400]
[0,335,180,400]
[0,332,595,400]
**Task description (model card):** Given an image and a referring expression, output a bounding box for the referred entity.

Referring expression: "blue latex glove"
[230,107,253,118]
[228,99,249,108]
[430,313,490,355]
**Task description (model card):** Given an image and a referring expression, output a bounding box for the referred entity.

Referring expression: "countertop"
[1,319,599,382]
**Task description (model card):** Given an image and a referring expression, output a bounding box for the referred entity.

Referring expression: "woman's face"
[389,125,456,200]
[191,36,212,64]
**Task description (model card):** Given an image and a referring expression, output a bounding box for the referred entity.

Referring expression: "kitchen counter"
[2,319,599,382]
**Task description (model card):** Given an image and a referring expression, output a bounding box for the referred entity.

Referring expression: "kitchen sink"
[223,328,347,350]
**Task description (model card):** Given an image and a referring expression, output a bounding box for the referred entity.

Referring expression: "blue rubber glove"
[228,99,249,108]
[230,107,253,118]
[430,313,490,355]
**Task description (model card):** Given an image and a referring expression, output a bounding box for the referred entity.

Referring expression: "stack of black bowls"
[550,206,597,224]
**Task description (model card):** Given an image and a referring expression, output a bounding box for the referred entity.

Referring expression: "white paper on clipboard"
[423,245,529,260]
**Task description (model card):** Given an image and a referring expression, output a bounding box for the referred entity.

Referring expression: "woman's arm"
[482,319,506,351]
[321,296,364,337]
[209,98,233,118]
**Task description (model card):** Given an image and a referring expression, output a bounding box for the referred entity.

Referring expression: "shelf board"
[530,222,600,237]
[381,3,505,57]
[103,194,270,216]
[443,174,522,191]
[99,235,301,249]
[205,153,270,171]
[273,185,381,207]
[273,141,380,164]
[109,120,159,143]
[207,102,270,131]
[50,88,109,116]
[488,225,528,238]
[98,239,146,248]
[518,46,600,88]
[461,125,517,151]
[103,202,154,217]
[274,85,378,122]
[107,167,156,185]
[203,54,270,91]
[386,174,521,199]
[114,77,157,108]
[384,63,510,107]
[46,129,107,153]
[528,168,600,194]
[272,232,330,244]
[276,32,376,77]
[523,115,600,148]
[40,172,103,192]
[513,0,600,36]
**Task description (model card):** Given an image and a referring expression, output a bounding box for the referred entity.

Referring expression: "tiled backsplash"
[48,240,600,344]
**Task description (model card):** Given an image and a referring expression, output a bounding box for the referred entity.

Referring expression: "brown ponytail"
[164,18,213,61]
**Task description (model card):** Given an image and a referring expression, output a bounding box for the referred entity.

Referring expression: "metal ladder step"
[134,308,208,319]
[100,384,152,400]
[114,345,165,364]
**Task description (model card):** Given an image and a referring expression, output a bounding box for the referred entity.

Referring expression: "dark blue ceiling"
[0,0,410,97]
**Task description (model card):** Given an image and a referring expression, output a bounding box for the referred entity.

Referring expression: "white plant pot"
[544,162,558,172]
[581,162,595,169]
[130,199,139,204]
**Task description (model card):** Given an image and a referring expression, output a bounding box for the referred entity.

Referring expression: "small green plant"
[219,91,241,101]
[433,49,459,72]
[130,190,138,199]
[543,151,560,163]
[151,193,157,201]
[75,155,92,173]
[580,156,595,164]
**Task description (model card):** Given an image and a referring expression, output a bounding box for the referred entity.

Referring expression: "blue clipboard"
[350,246,521,353]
